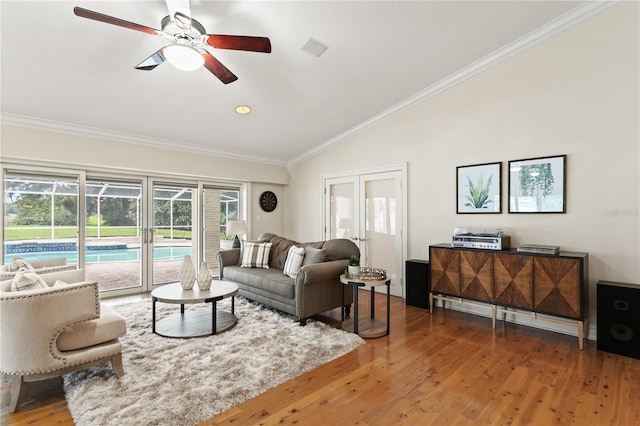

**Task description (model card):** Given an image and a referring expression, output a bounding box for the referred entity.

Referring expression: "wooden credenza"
[429,244,589,349]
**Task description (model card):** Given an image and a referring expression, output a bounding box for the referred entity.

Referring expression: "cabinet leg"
[578,321,585,350]
[429,293,434,314]
[492,306,496,329]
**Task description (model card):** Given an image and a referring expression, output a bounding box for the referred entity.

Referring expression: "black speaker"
[597,281,640,360]
[406,259,430,310]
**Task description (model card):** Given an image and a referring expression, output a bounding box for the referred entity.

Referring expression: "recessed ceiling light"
[235,105,251,114]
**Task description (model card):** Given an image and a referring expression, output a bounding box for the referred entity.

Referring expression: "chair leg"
[111,353,125,377]
[9,375,26,413]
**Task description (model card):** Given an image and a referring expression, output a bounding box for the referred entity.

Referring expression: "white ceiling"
[1,1,604,167]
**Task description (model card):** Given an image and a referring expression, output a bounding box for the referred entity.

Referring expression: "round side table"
[340,273,391,338]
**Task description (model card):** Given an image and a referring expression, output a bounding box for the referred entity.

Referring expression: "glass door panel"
[325,177,358,240]
[362,172,402,295]
[152,183,196,286]
[85,179,143,292]
[3,173,79,267]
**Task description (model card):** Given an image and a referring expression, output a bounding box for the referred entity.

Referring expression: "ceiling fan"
[73,0,271,84]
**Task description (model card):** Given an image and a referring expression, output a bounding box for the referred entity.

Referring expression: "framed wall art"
[508,154,566,213]
[456,162,502,214]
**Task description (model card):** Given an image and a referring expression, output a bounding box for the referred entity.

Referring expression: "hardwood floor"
[2,291,639,425]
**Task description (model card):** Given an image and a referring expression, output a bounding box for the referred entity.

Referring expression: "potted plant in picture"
[348,255,360,276]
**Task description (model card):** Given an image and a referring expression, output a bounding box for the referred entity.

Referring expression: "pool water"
[6,246,192,264]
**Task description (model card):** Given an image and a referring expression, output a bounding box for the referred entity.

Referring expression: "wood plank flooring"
[2,290,639,425]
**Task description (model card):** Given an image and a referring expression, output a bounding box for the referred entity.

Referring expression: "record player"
[452,227,510,250]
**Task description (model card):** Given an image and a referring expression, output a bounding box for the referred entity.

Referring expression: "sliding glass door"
[3,165,243,296]
[3,171,80,269]
[85,178,144,291]
[151,183,196,287]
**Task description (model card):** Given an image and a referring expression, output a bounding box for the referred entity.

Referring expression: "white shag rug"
[63,297,364,426]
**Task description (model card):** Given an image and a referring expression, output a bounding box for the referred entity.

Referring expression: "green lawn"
[4,226,192,241]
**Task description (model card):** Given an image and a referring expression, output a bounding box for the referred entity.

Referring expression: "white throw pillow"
[11,269,48,291]
[52,280,69,287]
[240,242,272,268]
[8,257,34,272]
[283,246,305,278]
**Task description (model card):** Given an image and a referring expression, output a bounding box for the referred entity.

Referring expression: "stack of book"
[517,244,560,255]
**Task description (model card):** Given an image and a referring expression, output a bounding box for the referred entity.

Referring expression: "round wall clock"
[259,191,277,212]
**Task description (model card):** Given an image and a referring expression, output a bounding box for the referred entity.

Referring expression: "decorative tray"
[345,267,387,280]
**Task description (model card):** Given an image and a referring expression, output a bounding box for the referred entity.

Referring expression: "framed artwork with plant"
[456,162,502,214]
[508,154,566,213]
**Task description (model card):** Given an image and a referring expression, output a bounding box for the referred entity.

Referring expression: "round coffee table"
[151,280,239,338]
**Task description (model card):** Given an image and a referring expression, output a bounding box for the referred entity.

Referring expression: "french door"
[324,167,406,297]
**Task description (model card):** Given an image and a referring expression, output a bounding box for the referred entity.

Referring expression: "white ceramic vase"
[347,265,360,276]
[197,262,212,290]
[180,255,196,290]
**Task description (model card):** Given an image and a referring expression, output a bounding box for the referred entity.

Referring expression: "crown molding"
[0,113,289,168]
[287,0,617,170]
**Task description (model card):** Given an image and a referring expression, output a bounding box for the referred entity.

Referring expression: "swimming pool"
[5,246,192,263]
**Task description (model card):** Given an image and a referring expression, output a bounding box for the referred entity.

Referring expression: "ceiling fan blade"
[206,35,272,53]
[202,52,238,84]
[73,7,160,36]
[165,0,192,30]
[135,49,167,71]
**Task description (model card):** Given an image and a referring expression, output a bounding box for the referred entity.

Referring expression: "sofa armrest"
[0,281,100,375]
[296,259,348,285]
[294,259,351,318]
[217,249,240,279]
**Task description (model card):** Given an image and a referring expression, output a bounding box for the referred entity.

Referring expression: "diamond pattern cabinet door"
[430,247,460,296]
[494,253,533,310]
[533,257,581,319]
[460,250,493,302]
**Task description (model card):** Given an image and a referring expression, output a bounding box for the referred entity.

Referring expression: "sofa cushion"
[283,246,305,278]
[241,242,272,268]
[11,269,48,291]
[302,247,327,265]
[224,266,295,299]
[58,304,127,351]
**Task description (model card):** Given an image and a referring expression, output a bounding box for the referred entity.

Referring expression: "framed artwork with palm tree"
[508,155,566,213]
[456,162,502,214]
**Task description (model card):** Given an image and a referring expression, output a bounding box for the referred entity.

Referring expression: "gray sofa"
[217,233,359,324]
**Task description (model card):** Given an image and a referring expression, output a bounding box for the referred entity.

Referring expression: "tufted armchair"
[0,269,126,413]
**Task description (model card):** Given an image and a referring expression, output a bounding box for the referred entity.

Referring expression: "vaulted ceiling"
[1,1,604,167]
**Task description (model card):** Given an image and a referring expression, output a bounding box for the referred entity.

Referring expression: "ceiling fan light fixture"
[164,44,204,71]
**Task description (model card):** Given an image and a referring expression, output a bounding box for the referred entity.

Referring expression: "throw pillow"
[283,246,305,278]
[239,239,266,265]
[8,257,34,272]
[302,247,327,266]
[52,280,69,287]
[241,242,272,268]
[11,269,48,291]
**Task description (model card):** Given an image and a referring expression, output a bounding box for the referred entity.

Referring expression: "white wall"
[0,125,289,231]
[249,182,285,238]
[286,2,639,337]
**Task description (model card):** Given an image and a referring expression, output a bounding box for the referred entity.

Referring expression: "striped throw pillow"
[11,269,48,291]
[240,242,272,268]
[283,246,305,278]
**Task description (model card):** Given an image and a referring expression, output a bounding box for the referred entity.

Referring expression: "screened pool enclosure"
[3,173,241,294]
